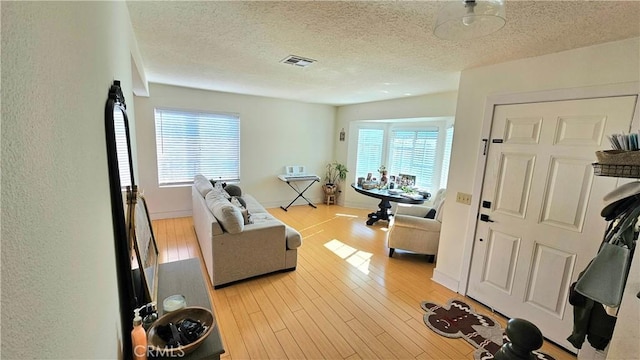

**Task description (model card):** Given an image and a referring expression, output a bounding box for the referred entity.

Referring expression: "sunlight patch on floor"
[335,213,359,218]
[324,239,372,275]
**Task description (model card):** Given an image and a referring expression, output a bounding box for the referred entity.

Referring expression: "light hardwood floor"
[152,204,576,360]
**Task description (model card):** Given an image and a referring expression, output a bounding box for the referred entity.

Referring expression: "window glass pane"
[154,108,240,186]
[114,109,131,188]
[388,129,438,189]
[356,128,384,180]
[440,126,454,189]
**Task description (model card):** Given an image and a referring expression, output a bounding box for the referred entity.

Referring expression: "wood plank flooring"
[152,204,575,360]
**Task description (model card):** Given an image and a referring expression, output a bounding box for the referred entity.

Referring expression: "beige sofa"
[386,189,446,262]
[192,175,301,288]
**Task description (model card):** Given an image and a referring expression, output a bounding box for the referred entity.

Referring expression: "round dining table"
[351,183,429,225]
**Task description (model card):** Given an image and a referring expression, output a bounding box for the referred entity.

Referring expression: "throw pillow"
[231,196,247,208]
[206,192,244,234]
[424,208,437,219]
[194,175,214,197]
[224,184,242,197]
[229,196,252,224]
[211,181,231,199]
[241,209,253,225]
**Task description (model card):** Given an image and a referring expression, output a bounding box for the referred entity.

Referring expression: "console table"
[154,258,225,359]
[351,183,428,225]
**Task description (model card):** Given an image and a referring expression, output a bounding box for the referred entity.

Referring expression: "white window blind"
[114,109,132,188]
[154,108,240,186]
[356,128,384,179]
[440,126,454,189]
[388,129,438,189]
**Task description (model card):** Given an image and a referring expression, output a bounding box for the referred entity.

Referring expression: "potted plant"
[323,161,349,195]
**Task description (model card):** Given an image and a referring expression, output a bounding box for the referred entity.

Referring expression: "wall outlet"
[456,192,472,205]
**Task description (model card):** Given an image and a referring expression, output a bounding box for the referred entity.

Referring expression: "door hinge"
[482,138,488,155]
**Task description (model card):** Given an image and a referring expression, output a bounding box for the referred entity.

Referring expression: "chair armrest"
[393,214,442,232]
[395,203,433,217]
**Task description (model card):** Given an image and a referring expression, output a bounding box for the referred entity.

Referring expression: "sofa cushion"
[242,194,268,214]
[206,192,244,234]
[285,226,302,249]
[194,175,214,197]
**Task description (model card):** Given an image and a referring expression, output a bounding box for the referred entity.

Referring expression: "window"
[354,122,453,191]
[355,128,384,179]
[154,108,240,186]
[440,126,454,188]
[388,129,439,189]
[114,110,131,188]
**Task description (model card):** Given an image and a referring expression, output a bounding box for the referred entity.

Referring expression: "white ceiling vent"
[280,55,316,68]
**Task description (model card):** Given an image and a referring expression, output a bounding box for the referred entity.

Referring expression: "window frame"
[154,107,241,187]
[352,119,453,192]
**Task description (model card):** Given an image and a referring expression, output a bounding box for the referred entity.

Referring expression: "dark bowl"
[147,306,214,357]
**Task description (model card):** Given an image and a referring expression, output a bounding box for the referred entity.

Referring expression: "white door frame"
[459,81,640,295]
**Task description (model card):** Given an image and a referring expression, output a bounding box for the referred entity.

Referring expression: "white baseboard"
[432,268,460,293]
[150,210,192,220]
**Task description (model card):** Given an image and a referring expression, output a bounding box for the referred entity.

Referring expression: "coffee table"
[351,183,428,225]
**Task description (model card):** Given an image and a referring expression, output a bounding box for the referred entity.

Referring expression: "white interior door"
[467,96,637,351]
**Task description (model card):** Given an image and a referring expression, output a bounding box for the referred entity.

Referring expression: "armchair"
[387,189,446,262]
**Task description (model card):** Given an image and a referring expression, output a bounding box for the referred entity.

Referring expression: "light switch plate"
[456,192,472,205]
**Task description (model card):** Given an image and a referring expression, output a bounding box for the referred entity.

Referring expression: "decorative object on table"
[131,308,147,360]
[420,298,555,360]
[357,177,365,187]
[163,294,187,313]
[147,306,214,357]
[398,174,416,187]
[361,181,377,190]
[378,165,388,184]
[323,161,348,196]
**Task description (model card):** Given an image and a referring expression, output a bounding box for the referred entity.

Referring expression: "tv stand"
[153,258,224,359]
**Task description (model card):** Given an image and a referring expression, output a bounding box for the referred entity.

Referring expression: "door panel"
[505,117,543,144]
[540,156,593,231]
[481,229,520,294]
[525,243,576,318]
[494,152,535,218]
[468,95,637,351]
[554,115,606,146]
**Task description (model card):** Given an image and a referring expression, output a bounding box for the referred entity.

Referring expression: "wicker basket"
[593,163,640,178]
[595,150,640,166]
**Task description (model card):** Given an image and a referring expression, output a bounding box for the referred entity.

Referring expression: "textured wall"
[134,83,336,219]
[1,2,135,358]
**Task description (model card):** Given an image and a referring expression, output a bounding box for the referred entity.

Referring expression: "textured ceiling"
[127,1,640,105]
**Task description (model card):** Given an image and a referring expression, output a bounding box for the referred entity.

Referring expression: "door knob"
[480,214,494,223]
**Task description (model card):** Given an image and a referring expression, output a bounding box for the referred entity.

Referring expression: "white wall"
[336,92,458,209]
[1,2,138,358]
[435,37,640,292]
[134,84,336,219]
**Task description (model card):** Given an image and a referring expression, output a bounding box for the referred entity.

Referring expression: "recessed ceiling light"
[280,55,316,68]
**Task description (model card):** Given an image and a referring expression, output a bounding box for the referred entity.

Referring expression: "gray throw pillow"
[224,184,242,197]
[424,208,436,219]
